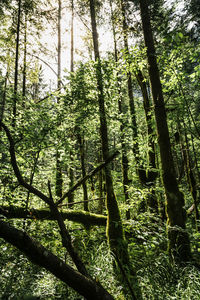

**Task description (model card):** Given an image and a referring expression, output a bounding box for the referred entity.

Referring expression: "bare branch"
[56,150,120,205]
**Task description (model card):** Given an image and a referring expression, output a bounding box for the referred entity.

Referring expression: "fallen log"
[0,205,107,227]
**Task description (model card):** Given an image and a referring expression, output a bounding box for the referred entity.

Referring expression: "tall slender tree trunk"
[120,0,139,164]
[89,1,141,298]
[110,0,131,219]
[178,119,200,231]
[136,71,158,212]
[89,0,126,262]
[22,14,27,100]
[139,0,191,261]
[121,0,158,211]
[13,0,22,126]
[55,0,63,198]
[68,0,75,207]
[77,133,89,211]
[0,53,9,128]
[70,0,74,73]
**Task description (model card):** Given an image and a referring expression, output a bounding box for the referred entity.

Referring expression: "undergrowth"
[0,213,200,299]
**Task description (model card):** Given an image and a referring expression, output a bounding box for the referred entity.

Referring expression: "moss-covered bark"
[139,0,191,261]
[0,205,107,226]
[0,220,114,300]
[89,1,141,298]
[109,0,131,219]
[179,128,200,231]
[120,0,140,164]
[77,133,89,211]
[90,0,131,273]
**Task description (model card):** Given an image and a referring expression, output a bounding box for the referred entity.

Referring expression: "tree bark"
[55,0,63,198]
[77,133,89,211]
[110,0,131,219]
[139,0,191,261]
[0,205,107,226]
[89,0,128,263]
[22,13,27,100]
[68,0,75,207]
[12,0,22,126]
[89,1,141,299]
[0,220,114,300]
[120,0,140,163]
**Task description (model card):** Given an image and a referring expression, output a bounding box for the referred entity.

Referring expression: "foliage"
[0,0,200,299]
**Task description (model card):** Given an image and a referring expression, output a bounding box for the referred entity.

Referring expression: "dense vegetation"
[0,0,200,299]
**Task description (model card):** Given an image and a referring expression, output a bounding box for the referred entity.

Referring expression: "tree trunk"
[120,0,140,164]
[68,0,75,207]
[77,133,89,211]
[55,0,63,198]
[139,0,191,261]
[89,0,128,263]
[13,0,22,126]
[89,1,140,298]
[136,71,158,212]
[121,0,158,212]
[0,220,114,300]
[110,0,131,219]
[22,13,27,100]
[0,205,107,226]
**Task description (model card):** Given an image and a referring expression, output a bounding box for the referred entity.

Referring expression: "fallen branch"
[0,219,114,300]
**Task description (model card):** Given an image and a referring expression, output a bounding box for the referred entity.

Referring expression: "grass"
[1,213,200,299]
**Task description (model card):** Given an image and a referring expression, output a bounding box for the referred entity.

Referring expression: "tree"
[0,120,115,299]
[139,0,191,261]
[55,0,63,198]
[12,0,22,126]
[89,1,141,298]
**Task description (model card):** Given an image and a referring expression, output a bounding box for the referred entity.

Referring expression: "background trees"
[0,0,200,299]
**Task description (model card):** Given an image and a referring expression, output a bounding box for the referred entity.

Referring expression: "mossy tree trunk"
[0,219,114,300]
[89,1,141,298]
[77,132,89,211]
[68,0,75,207]
[136,71,158,212]
[139,0,191,261]
[178,123,200,231]
[110,0,131,219]
[89,0,130,270]
[121,0,158,212]
[120,0,140,164]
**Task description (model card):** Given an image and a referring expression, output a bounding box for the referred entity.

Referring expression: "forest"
[0,0,200,299]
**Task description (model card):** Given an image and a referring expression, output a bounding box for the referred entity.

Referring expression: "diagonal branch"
[0,121,88,276]
[56,150,120,205]
[0,220,114,300]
